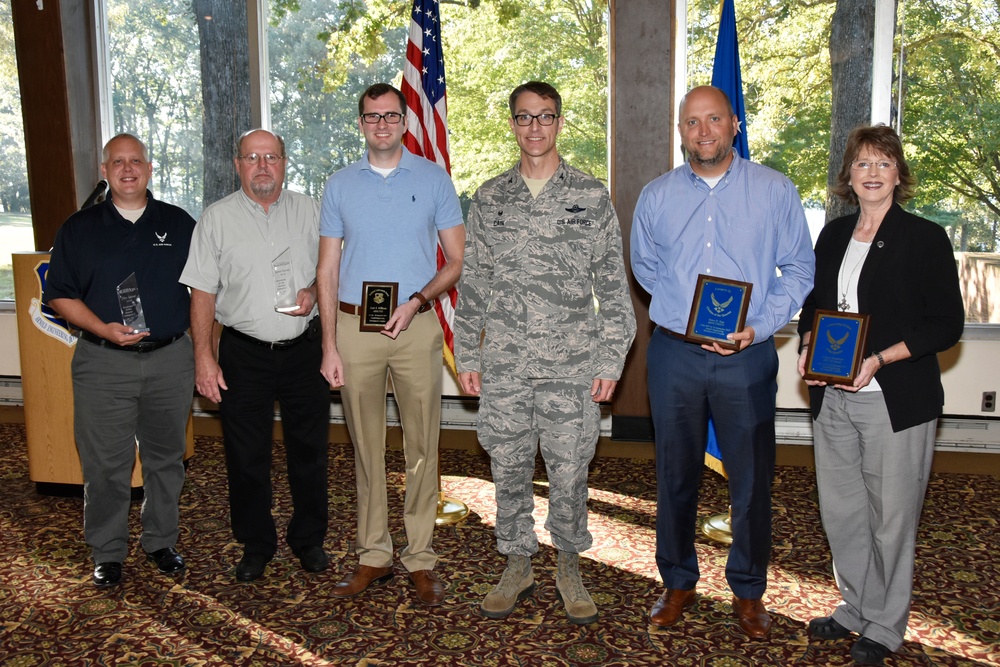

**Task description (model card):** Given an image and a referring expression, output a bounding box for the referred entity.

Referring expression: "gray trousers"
[72,335,194,562]
[814,387,936,651]
[477,376,600,557]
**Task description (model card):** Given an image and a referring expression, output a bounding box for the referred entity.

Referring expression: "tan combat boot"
[555,550,598,624]
[480,554,535,619]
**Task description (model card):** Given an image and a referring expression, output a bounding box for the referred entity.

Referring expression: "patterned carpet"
[0,421,997,666]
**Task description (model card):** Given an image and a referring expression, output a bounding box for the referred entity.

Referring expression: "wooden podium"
[12,252,194,489]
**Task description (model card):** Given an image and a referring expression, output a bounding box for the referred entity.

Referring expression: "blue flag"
[704,0,747,478]
[711,0,749,160]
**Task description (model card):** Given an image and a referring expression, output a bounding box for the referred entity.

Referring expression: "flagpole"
[701,419,732,545]
[401,0,469,526]
[702,508,734,545]
[701,0,748,546]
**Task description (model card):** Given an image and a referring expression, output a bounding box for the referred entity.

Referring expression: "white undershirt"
[114,204,146,223]
[838,237,881,392]
[701,174,724,189]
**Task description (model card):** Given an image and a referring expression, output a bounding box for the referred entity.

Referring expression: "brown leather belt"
[657,326,687,341]
[339,301,432,315]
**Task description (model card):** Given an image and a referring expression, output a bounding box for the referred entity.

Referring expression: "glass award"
[360,281,398,332]
[272,248,298,312]
[684,274,753,350]
[117,272,149,333]
[803,310,871,383]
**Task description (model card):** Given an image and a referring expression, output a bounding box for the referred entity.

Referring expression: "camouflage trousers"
[477,375,601,556]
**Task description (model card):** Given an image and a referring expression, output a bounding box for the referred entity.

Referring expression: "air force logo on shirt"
[153,231,172,247]
[559,203,592,227]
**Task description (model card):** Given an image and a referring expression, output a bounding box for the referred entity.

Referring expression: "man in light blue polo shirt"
[316,83,465,607]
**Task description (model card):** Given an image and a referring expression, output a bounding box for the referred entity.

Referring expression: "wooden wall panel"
[609,0,675,437]
[10,0,78,252]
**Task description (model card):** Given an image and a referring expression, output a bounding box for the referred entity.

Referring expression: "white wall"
[774,328,999,416]
[0,308,20,376]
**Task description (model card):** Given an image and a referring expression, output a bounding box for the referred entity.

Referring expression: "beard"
[685,140,733,170]
[249,176,277,199]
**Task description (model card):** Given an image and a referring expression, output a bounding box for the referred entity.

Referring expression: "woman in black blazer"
[797,125,964,666]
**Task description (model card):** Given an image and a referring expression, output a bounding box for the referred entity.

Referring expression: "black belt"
[339,301,433,315]
[657,326,687,341]
[224,318,318,350]
[79,330,184,352]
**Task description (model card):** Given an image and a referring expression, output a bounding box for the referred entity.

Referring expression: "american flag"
[402,0,458,371]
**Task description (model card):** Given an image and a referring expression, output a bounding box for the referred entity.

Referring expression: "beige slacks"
[337,308,442,572]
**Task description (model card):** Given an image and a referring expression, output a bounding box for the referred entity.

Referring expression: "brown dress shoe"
[409,569,446,606]
[732,596,772,638]
[649,588,696,627]
[329,564,394,598]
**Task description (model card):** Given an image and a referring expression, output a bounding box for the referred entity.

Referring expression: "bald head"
[234,129,287,206]
[678,86,735,119]
[677,85,740,177]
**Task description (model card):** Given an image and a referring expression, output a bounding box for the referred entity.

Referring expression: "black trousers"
[218,326,329,557]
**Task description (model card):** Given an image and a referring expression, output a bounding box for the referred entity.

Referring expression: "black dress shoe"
[295,546,328,573]
[145,547,186,574]
[851,637,891,665]
[808,615,851,640]
[93,562,123,588]
[235,553,271,582]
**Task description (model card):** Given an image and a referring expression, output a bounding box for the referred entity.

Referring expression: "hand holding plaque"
[684,274,752,350]
[360,281,398,332]
[117,272,149,333]
[803,310,870,384]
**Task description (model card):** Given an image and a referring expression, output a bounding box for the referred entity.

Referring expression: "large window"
[104,0,204,218]
[95,0,608,215]
[266,2,404,198]
[897,0,1000,324]
[8,0,610,298]
[265,0,609,206]
[685,0,1000,325]
[0,0,32,301]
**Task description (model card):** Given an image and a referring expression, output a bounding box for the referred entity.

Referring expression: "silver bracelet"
[873,351,885,368]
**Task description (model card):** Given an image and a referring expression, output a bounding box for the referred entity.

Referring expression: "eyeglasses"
[850,160,897,171]
[512,113,560,127]
[239,153,284,165]
[360,112,404,124]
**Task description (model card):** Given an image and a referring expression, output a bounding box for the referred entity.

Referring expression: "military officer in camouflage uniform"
[453,81,636,624]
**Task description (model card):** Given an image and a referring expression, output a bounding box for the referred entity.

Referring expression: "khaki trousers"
[337,308,442,571]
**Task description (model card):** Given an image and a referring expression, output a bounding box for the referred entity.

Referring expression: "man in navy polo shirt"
[44,133,196,588]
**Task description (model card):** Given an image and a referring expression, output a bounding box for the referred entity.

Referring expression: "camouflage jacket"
[454,159,636,379]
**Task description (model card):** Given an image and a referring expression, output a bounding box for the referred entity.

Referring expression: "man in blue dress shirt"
[631,86,815,638]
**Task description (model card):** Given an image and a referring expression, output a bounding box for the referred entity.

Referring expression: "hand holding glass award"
[272,248,299,313]
[684,274,752,350]
[117,272,149,333]
[803,310,870,383]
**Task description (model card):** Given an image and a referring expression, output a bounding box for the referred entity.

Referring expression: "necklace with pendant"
[838,238,871,311]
